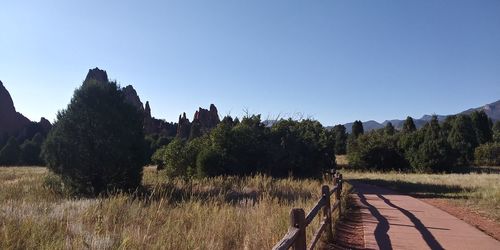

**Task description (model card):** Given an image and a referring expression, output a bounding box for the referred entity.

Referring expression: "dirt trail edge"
[351,182,500,250]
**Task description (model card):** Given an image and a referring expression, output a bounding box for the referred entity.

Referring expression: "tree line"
[2,72,498,195]
[152,115,336,179]
[346,112,500,172]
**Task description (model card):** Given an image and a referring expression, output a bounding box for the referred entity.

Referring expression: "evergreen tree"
[402,116,416,133]
[470,111,493,144]
[189,120,202,140]
[351,120,364,138]
[493,121,500,143]
[385,122,395,135]
[414,116,455,172]
[332,124,347,155]
[42,77,146,195]
[447,115,477,166]
[0,137,21,166]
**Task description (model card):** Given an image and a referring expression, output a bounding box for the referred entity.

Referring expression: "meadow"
[0,167,348,249]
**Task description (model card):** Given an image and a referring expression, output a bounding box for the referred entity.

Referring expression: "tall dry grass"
[0,167,344,249]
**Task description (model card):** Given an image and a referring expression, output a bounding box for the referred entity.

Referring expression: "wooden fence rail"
[272,171,343,250]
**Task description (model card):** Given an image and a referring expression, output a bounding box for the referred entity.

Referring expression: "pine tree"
[470,110,493,144]
[447,115,478,166]
[493,121,500,143]
[352,120,364,138]
[402,116,416,133]
[385,122,395,135]
[42,73,146,195]
[332,124,347,154]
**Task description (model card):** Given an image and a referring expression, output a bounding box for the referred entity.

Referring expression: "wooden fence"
[272,171,343,250]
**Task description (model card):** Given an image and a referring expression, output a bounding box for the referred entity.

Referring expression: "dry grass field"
[0,167,348,249]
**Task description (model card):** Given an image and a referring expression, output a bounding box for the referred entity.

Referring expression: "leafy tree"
[351,120,364,138]
[161,139,189,177]
[447,115,478,166]
[474,142,500,166]
[402,116,416,133]
[385,122,395,135]
[470,111,492,144]
[0,137,21,166]
[42,79,146,195]
[332,125,347,155]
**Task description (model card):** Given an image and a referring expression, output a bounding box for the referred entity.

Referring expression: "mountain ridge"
[341,99,500,133]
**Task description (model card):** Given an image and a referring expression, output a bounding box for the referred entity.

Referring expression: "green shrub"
[474,143,500,166]
[347,132,407,171]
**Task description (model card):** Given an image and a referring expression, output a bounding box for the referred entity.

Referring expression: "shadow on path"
[358,193,392,249]
[377,194,445,250]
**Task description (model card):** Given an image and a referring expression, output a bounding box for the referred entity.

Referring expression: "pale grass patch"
[0,166,338,249]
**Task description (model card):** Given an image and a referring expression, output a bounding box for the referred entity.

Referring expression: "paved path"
[352,182,500,250]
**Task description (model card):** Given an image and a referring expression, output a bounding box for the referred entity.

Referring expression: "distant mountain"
[460,100,500,121]
[341,99,500,133]
[343,120,384,133]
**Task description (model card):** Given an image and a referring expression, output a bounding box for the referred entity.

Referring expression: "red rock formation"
[193,104,220,133]
[122,85,145,112]
[0,81,31,135]
[84,67,109,84]
[176,112,191,139]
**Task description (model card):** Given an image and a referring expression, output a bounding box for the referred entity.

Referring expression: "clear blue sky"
[1,0,499,125]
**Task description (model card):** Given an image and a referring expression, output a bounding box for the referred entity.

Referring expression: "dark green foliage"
[351,115,473,173]
[196,147,224,177]
[270,119,334,177]
[385,122,395,135]
[332,125,347,155]
[447,115,478,166]
[470,111,493,144]
[494,121,500,143]
[474,143,500,166]
[189,120,202,140]
[348,132,407,171]
[19,133,44,165]
[351,120,364,138]
[152,115,335,179]
[402,116,416,133]
[145,134,172,166]
[161,139,189,177]
[42,80,146,195]
[0,137,21,165]
[412,119,455,172]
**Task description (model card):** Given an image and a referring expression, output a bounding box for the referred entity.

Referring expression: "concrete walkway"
[352,182,500,250]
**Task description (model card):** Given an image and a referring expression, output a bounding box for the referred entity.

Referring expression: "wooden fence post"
[290,208,306,250]
[337,174,343,216]
[322,185,334,243]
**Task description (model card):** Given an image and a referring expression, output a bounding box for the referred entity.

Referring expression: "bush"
[474,143,500,166]
[0,137,20,166]
[196,147,224,177]
[348,132,407,171]
[42,77,146,195]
